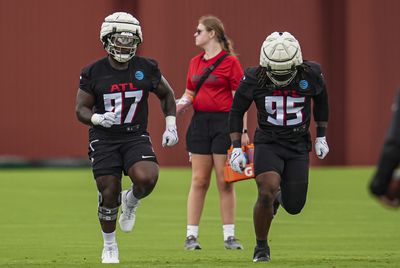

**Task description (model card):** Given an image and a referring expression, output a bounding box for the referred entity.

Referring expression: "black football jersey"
[79,56,161,136]
[230,61,329,152]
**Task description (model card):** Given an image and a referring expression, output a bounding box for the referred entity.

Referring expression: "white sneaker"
[101,243,119,264]
[119,190,140,232]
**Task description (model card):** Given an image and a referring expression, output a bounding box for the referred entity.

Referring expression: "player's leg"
[280,151,309,215]
[118,135,159,232]
[120,161,159,232]
[89,137,123,264]
[96,174,122,264]
[127,160,159,198]
[252,144,284,262]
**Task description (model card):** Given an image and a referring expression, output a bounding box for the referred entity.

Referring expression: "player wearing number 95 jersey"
[228,32,329,262]
[75,12,178,264]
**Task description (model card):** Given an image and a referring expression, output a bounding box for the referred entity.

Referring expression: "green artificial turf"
[0,167,399,267]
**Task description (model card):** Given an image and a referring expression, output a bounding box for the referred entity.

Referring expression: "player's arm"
[75,88,95,126]
[229,85,252,143]
[232,90,250,146]
[76,89,116,128]
[153,75,179,147]
[313,85,329,134]
[229,80,253,143]
[153,75,177,117]
[313,85,329,159]
[229,83,252,173]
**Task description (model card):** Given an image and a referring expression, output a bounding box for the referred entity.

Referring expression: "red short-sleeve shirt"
[186,50,244,112]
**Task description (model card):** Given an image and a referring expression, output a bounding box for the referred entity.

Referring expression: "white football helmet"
[100,12,143,63]
[260,32,303,87]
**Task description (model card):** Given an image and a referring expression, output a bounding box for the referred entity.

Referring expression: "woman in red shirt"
[176,15,249,250]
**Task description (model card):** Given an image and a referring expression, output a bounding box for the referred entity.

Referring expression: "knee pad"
[97,191,121,221]
[98,206,119,221]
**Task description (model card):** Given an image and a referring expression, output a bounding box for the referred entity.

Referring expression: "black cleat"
[184,235,201,250]
[253,245,271,262]
[224,236,244,250]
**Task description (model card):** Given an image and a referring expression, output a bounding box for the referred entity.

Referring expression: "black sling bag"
[194,53,229,95]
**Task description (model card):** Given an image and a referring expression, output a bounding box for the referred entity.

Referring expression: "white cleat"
[101,243,119,264]
[119,190,140,233]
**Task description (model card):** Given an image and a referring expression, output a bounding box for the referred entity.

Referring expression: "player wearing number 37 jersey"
[75,12,178,264]
[228,32,329,262]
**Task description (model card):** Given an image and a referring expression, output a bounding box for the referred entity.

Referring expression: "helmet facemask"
[260,32,303,87]
[105,32,141,63]
[266,68,298,87]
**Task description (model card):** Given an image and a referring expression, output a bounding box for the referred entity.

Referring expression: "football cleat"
[119,190,140,232]
[224,236,244,250]
[101,243,119,264]
[184,235,201,250]
[253,245,271,262]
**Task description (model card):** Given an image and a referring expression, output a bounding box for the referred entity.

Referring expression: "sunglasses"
[196,29,204,35]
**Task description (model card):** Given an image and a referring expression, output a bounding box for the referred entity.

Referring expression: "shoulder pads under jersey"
[242,67,259,85]
[294,60,326,95]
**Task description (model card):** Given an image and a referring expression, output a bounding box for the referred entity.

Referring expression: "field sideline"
[0,167,399,267]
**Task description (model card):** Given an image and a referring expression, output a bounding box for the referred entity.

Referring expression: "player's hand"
[315,137,329,159]
[162,126,178,147]
[176,95,193,115]
[162,116,178,147]
[163,116,178,147]
[91,112,116,128]
[230,148,247,174]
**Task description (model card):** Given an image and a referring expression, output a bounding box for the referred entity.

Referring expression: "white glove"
[176,94,193,115]
[229,147,247,173]
[162,116,179,147]
[91,112,116,128]
[315,137,329,159]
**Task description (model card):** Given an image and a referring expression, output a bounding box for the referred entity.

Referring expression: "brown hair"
[199,15,236,56]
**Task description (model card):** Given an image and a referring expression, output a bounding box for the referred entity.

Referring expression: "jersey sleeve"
[312,64,329,122]
[228,57,244,92]
[148,58,162,91]
[229,68,255,133]
[79,67,94,95]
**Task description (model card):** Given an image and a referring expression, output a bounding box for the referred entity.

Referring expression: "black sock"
[256,239,268,248]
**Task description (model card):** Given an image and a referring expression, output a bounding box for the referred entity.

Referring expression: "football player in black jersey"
[228,32,330,262]
[369,90,400,207]
[75,12,178,264]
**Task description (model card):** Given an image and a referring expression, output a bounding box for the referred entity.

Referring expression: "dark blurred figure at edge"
[370,90,400,208]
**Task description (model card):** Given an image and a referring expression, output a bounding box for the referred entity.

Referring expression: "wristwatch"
[242,129,248,134]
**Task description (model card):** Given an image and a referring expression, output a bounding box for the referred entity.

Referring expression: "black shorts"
[254,143,309,183]
[88,133,158,179]
[186,111,230,155]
